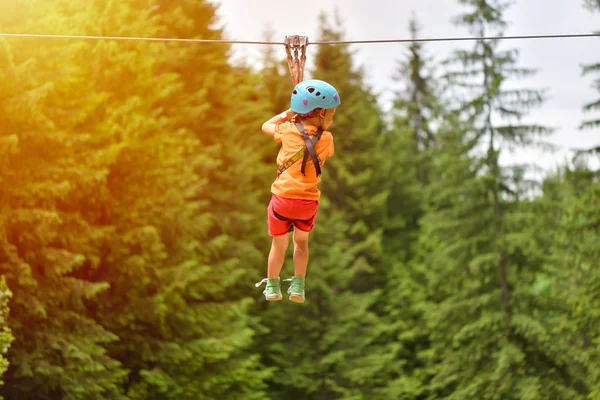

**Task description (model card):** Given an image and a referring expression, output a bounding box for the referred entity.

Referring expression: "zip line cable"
[0,32,599,45]
[0,32,274,44]
[311,32,600,45]
[2,31,598,86]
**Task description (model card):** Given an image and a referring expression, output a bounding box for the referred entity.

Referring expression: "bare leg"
[268,234,290,278]
[292,229,310,277]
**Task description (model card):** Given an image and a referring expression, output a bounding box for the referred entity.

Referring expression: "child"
[255,79,341,303]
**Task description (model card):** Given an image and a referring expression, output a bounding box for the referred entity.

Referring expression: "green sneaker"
[255,277,282,301]
[286,276,305,303]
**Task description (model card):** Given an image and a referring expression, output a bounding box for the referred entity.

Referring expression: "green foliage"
[376,14,443,400]
[0,0,270,399]
[0,3,129,397]
[414,1,589,398]
[580,62,600,130]
[307,13,390,398]
[580,0,599,128]
[541,165,600,397]
[313,12,388,295]
[0,1,599,399]
[260,27,294,115]
[384,14,440,263]
[583,0,600,11]
[0,278,13,400]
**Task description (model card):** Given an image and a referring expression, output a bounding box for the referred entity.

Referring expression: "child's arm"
[262,109,295,136]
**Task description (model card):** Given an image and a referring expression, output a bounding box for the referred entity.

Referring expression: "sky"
[214,0,600,172]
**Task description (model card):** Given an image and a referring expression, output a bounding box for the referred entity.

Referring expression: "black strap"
[271,206,314,224]
[294,122,323,176]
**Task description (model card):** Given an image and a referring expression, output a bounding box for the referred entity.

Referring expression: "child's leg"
[267,234,289,279]
[292,228,310,277]
[287,228,310,303]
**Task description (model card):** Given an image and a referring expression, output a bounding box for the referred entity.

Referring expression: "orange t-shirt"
[271,121,335,200]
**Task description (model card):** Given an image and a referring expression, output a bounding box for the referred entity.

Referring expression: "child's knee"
[293,232,309,249]
[272,234,289,250]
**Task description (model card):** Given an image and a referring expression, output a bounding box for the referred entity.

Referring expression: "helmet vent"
[307,87,315,93]
[316,91,321,96]
[293,90,298,94]
[322,96,326,99]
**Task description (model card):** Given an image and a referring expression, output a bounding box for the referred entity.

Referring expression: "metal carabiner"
[284,35,309,85]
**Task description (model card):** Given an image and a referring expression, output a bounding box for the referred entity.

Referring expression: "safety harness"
[277,122,323,178]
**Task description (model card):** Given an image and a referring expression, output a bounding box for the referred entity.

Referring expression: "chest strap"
[276,123,323,177]
[294,122,323,177]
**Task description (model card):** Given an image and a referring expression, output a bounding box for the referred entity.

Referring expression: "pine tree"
[378,14,442,399]
[1,0,272,398]
[0,278,13,400]
[310,13,391,398]
[391,16,439,184]
[260,26,294,115]
[583,0,600,11]
[580,0,600,131]
[538,159,600,398]
[312,11,388,295]
[383,14,440,268]
[416,0,590,398]
[580,34,600,130]
[83,1,272,398]
[0,2,130,398]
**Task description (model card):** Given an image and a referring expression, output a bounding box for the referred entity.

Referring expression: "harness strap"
[277,147,305,176]
[276,124,323,177]
[294,122,323,177]
[271,206,313,224]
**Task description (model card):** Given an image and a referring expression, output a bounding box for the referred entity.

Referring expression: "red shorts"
[267,194,319,236]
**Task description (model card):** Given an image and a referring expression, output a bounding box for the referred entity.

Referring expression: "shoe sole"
[266,295,282,301]
[289,293,305,303]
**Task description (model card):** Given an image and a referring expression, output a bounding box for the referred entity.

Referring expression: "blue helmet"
[290,79,341,114]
